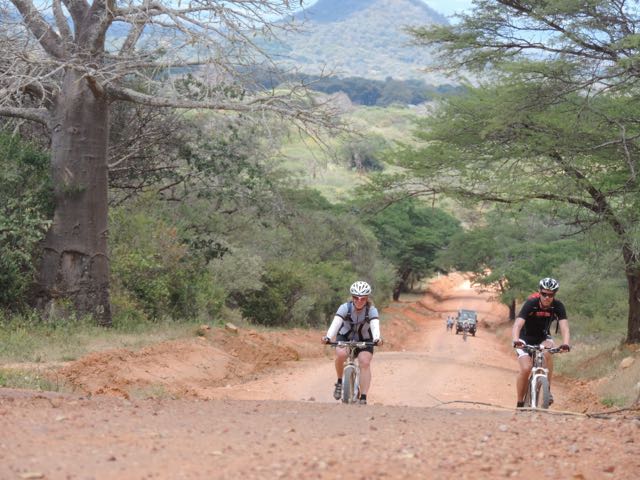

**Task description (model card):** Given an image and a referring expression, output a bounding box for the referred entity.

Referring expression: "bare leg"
[545,351,554,386]
[334,347,347,380]
[516,355,533,402]
[542,340,555,387]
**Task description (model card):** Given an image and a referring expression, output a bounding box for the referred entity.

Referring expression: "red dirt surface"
[2,273,638,479]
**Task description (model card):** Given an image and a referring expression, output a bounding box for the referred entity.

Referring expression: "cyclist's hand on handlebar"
[321,336,331,345]
[513,339,525,348]
[373,337,383,346]
[559,343,571,352]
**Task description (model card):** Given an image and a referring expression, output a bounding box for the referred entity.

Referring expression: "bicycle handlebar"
[514,343,564,354]
[328,340,377,348]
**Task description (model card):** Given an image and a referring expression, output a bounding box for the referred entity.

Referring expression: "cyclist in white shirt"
[322,281,382,405]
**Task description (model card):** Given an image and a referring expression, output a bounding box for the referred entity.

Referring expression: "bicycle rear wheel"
[341,365,357,404]
[534,376,551,409]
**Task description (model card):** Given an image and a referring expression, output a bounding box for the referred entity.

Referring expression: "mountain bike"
[516,343,564,409]
[330,340,376,404]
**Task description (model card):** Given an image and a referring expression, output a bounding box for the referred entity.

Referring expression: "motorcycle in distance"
[329,340,377,404]
[462,321,470,341]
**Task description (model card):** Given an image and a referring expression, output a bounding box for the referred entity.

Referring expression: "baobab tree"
[0,0,336,325]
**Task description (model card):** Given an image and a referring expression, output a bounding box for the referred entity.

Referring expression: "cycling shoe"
[333,382,342,400]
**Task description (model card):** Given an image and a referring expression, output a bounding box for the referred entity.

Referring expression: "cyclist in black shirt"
[512,277,571,408]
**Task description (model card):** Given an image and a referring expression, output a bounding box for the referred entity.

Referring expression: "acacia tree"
[393,0,640,343]
[365,198,461,300]
[434,209,585,321]
[0,0,336,325]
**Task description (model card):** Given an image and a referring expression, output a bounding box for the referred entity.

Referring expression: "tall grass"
[0,310,202,364]
[554,337,639,407]
[0,367,62,391]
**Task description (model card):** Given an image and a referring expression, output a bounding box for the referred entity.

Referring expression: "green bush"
[0,132,53,310]
[110,289,149,329]
[236,255,394,328]
[238,260,352,327]
[557,256,627,340]
[209,246,265,304]
[110,202,224,323]
[238,261,305,327]
[340,134,387,173]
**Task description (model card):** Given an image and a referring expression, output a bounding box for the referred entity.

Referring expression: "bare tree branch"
[2,0,337,134]
[52,0,73,44]
[61,0,89,25]
[105,84,340,132]
[0,106,49,125]
[10,0,65,59]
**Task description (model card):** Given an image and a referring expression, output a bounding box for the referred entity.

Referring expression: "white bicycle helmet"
[350,280,372,296]
[539,277,559,292]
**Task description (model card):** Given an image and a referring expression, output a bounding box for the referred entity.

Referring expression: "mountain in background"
[271,0,448,81]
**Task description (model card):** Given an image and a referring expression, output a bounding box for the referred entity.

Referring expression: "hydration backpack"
[346,300,369,319]
[343,301,372,340]
[527,291,559,334]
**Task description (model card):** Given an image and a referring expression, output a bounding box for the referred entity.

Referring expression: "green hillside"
[278,104,422,202]
[271,0,448,81]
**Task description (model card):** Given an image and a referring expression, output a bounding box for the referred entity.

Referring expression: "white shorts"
[516,338,555,358]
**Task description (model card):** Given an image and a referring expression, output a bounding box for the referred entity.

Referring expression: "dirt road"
[199,276,542,408]
[1,274,638,479]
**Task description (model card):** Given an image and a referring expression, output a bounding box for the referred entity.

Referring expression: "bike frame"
[529,348,548,408]
[343,361,360,404]
[330,340,375,404]
[518,344,561,409]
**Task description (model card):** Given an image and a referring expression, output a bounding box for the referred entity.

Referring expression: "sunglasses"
[352,296,368,302]
[540,292,555,299]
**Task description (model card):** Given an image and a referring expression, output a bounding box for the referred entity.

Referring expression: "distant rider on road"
[512,277,571,408]
[322,281,382,405]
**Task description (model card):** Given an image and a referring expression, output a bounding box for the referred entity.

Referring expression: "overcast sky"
[303,0,475,18]
[422,0,474,17]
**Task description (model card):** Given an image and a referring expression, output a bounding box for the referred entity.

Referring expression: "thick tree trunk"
[393,269,412,301]
[508,299,516,322]
[35,70,112,326]
[626,268,640,344]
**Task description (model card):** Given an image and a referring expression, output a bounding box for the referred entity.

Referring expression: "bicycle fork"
[342,363,361,404]
[529,367,548,408]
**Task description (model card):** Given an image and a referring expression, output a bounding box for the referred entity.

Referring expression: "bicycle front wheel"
[341,365,357,404]
[534,376,551,409]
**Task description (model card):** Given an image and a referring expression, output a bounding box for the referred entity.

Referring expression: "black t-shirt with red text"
[517,294,567,344]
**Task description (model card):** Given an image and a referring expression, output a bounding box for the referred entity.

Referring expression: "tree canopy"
[0,0,339,325]
[366,198,461,300]
[396,0,640,343]
[435,207,585,319]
